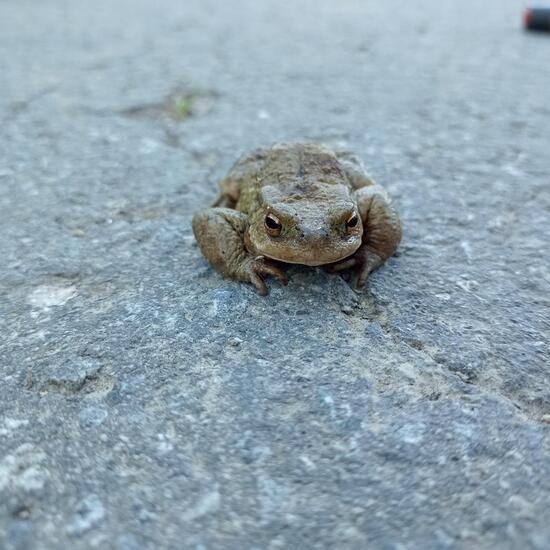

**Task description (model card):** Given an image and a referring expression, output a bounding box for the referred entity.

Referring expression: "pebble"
[67,494,105,536]
[79,406,108,428]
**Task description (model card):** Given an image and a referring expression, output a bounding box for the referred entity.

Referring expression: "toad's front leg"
[192,207,288,295]
[328,185,402,288]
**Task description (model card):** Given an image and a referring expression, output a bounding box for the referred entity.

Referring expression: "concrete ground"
[1,0,549,548]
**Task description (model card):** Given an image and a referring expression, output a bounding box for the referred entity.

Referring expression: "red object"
[524,8,532,28]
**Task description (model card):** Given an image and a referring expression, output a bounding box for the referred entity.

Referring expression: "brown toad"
[192,142,402,295]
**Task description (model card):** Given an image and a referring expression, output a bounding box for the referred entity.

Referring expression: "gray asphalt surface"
[1,1,549,549]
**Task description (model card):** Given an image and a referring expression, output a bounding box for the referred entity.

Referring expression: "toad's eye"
[346,212,359,229]
[264,213,282,236]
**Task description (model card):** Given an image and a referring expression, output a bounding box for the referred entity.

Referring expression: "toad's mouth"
[246,230,362,267]
[262,248,357,267]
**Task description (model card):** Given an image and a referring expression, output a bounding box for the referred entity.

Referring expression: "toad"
[192,142,402,295]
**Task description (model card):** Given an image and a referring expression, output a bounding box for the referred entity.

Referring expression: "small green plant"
[172,95,194,119]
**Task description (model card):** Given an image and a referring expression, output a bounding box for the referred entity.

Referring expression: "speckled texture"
[1,0,549,549]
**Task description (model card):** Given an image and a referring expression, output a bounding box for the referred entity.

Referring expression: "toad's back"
[257,142,351,190]
[223,142,357,214]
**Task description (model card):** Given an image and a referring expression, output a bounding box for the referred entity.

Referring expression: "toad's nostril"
[300,223,331,241]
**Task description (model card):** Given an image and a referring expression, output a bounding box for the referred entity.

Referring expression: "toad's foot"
[240,256,288,295]
[326,246,384,289]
